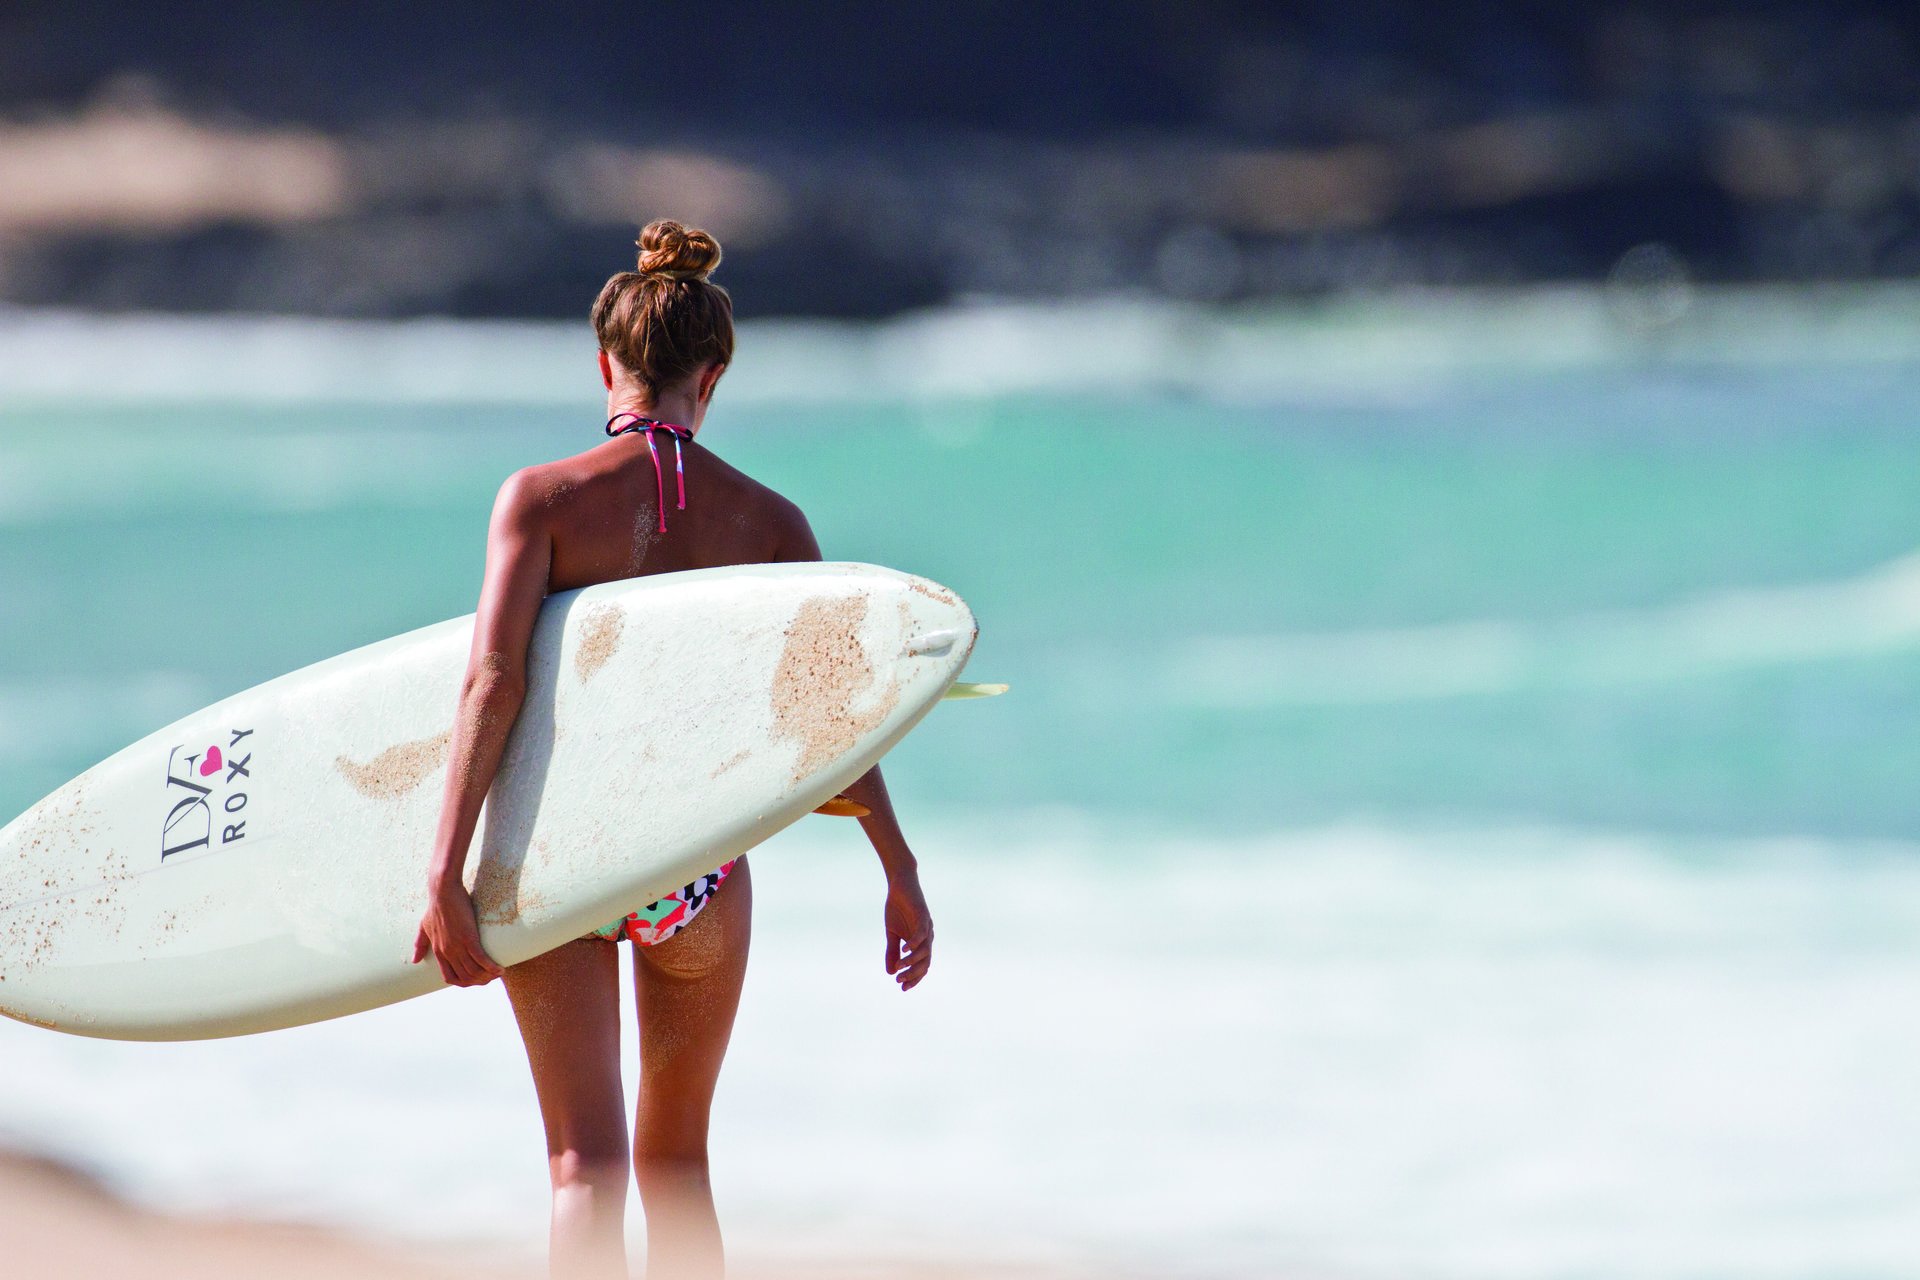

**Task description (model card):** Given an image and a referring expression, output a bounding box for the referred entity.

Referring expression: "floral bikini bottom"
[585,859,739,946]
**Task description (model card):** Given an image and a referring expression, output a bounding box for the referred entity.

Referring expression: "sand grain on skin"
[627,501,659,576]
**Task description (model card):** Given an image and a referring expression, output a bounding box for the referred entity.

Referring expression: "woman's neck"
[607,387,700,435]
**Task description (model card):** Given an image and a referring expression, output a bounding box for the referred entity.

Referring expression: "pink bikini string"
[605,413,691,533]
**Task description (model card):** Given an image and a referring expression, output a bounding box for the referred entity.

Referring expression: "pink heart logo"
[200,745,223,777]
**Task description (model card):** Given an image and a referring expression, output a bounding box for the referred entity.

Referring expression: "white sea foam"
[3,285,1919,408]
[2,815,1917,1278]
[1171,550,1920,706]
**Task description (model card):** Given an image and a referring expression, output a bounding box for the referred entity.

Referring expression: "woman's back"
[526,434,809,595]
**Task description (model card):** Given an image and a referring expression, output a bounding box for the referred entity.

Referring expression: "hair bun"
[636,219,722,281]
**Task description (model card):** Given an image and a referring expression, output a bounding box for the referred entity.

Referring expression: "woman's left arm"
[772,498,934,991]
[841,765,934,991]
[412,468,554,987]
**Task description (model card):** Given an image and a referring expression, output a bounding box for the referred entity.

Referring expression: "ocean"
[1,290,1918,1277]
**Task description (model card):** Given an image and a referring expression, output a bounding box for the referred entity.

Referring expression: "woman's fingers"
[441,953,489,988]
[449,938,502,987]
[431,937,465,986]
[885,929,903,974]
[896,951,931,990]
[894,935,931,989]
[456,927,503,980]
[417,922,502,986]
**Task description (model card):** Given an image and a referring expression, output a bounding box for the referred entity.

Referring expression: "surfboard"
[0,562,980,1041]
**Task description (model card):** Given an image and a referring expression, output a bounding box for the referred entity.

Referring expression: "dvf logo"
[161,728,254,862]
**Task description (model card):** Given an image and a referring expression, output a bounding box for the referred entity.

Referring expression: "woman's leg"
[632,858,753,1280]
[504,935,629,1280]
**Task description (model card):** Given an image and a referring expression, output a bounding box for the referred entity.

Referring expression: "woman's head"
[592,219,735,411]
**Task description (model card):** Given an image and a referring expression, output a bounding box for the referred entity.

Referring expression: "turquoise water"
[4,362,1920,836]
[3,302,1920,1278]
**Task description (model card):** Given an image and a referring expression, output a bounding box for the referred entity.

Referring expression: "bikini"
[605,411,692,534]
[588,860,739,945]
[583,413,739,946]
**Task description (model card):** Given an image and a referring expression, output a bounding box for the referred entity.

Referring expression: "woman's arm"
[776,500,934,991]
[412,468,555,987]
[841,764,933,990]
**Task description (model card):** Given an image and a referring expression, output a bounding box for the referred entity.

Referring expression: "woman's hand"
[412,880,505,987]
[883,867,934,991]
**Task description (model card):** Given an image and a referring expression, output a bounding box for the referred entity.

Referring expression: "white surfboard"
[0,562,979,1041]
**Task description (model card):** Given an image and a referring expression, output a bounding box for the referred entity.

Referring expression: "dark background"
[2,1,1917,317]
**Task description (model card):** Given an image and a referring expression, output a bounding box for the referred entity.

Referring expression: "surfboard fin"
[813,795,872,818]
[943,681,1008,699]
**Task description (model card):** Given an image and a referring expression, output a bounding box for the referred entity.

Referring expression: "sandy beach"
[0,1146,1108,1280]
[0,1147,534,1280]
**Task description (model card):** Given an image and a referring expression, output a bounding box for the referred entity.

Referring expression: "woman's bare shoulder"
[693,444,811,527]
[495,440,631,511]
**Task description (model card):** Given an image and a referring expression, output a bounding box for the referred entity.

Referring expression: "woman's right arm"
[412,468,555,987]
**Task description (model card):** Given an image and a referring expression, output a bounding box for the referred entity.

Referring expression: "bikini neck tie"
[605,413,691,533]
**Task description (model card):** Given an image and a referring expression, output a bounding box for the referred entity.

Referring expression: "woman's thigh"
[632,857,753,1151]
[504,935,627,1163]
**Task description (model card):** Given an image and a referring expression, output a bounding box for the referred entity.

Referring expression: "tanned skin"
[412,351,934,1280]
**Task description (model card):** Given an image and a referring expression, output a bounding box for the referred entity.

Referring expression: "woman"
[410,220,935,1280]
